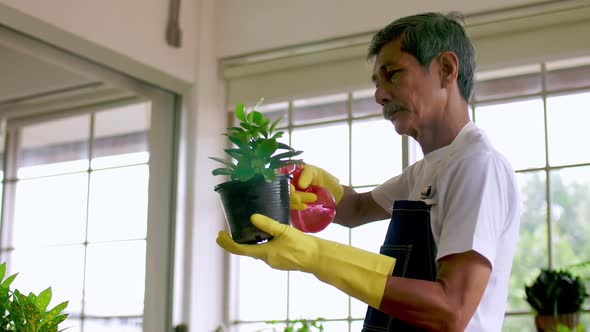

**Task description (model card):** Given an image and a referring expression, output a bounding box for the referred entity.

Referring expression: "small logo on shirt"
[420,185,432,200]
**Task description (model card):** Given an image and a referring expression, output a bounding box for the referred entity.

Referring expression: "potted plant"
[525,266,589,332]
[0,262,69,331]
[210,100,302,244]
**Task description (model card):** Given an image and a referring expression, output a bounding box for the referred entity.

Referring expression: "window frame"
[0,25,181,332]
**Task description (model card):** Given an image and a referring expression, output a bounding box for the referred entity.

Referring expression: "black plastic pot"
[215,174,290,244]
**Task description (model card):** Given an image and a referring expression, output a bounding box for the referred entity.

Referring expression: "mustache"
[382,103,406,120]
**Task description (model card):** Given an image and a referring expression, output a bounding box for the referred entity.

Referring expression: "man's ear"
[438,51,459,87]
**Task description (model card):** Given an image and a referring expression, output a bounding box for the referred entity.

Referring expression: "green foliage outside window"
[504,171,590,331]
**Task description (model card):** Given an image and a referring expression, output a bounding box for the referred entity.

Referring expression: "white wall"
[0,0,196,89]
[215,0,546,58]
[187,0,227,331]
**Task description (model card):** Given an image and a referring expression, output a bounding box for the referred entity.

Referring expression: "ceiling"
[0,43,98,104]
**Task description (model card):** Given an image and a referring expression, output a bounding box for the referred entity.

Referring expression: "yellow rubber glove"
[298,165,344,205]
[289,183,317,211]
[217,214,396,308]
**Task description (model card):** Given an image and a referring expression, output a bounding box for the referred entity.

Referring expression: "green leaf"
[227,126,245,133]
[260,118,270,128]
[0,285,9,304]
[0,262,5,283]
[1,273,18,289]
[23,301,40,331]
[27,292,37,304]
[269,117,283,133]
[224,148,243,160]
[250,111,263,125]
[43,301,68,324]
[239,122,252,131]
[276,142,293,150]
[209,157,236,169]
[212,168,234,176]
[35,287,52,314]
[227,135,248,150]
[256,140,278,159]
[235,103,246,122]
[271,150,303,161]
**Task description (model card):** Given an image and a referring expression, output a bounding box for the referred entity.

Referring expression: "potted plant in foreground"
[0,262,69,331]
[525,265,589,332]
[210,100,302,244]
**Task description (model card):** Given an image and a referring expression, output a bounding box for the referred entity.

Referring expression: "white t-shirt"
[371,121,520,332]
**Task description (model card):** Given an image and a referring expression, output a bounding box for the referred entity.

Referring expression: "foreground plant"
[0,262,69,332]
[210,99,302,182]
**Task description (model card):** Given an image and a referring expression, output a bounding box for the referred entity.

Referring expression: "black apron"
[362,200,437,332]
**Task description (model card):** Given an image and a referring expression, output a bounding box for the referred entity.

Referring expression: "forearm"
[333,186,390,228]
[379,277,462,332]
[379,251,491,332]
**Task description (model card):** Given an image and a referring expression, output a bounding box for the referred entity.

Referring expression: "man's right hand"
[298,164,344,205]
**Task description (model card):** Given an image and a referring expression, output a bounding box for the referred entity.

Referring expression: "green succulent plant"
[0,262,69,332]
[210,100,303,182]
[525,268,588,315]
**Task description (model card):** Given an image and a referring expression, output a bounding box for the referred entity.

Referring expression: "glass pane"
[17,114,89,178]
[351,118,401,186]
[292,94,347,126]
[233,322,274,332]
[352,89,380,118]
[547,92,590,166]
[475,99,545,170]
[13,173,88,246]
[236,258,288,321]
[92,103,150,169]
[8,245,85,313]
[473,72,542,102]
[546,64,590,91]
[288,271,348,319]
[83,317,142,332]
[60,319,82,332]
[502,314,536,332]
[550,167,590,269]
[287,225,350,320]
[313,222,349,244]
[581,313,590,330]
[320,320,349,331]
[351,320,364,331]
[87,165,149,242]
[510,171,548,311]
[291,123,349,185]
[84,240,146,316]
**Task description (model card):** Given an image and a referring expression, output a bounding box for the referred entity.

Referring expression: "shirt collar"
[423,121,477,163]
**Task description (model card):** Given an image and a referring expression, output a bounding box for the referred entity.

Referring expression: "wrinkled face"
[371,38,446,139]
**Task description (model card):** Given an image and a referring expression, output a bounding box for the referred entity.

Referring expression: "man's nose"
[374,85,391,106]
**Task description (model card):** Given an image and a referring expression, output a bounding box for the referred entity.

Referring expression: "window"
[0,100,176,332]
[472,57,590,330]
[229,91,402,331]
[228,55,590,331]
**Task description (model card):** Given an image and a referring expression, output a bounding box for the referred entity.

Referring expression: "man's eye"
[387,70,399,81]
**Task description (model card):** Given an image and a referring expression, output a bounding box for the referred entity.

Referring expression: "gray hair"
[368,12,475,102]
